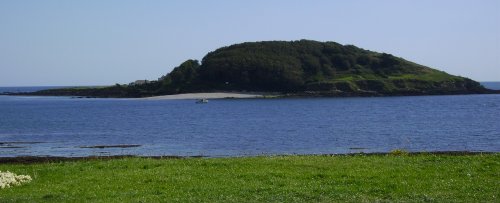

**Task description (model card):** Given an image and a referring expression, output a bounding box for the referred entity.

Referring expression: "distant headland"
[7,40,499,98]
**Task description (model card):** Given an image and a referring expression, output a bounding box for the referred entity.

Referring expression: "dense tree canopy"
[23,40,490,97]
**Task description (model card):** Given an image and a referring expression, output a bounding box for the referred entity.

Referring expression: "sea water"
[0,93,499,157]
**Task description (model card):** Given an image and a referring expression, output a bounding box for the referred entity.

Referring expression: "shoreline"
[1,151,496,164]
[141,92,276,100]
[3,90,499,100]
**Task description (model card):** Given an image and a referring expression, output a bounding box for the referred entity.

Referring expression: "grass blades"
[0,154,498,202]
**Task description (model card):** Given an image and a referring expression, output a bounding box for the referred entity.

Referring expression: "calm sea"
[0,86,77,93]
[0,93,499,157]
[481,82,500,90]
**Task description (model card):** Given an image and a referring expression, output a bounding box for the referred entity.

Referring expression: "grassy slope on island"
[1,154,499,202]
[22,40,492,98]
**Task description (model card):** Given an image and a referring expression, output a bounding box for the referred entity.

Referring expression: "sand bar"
[143,92,268,100]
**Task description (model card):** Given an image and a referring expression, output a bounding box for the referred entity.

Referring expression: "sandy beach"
[143,92,268,100]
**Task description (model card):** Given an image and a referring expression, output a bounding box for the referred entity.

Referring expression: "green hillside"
[20,40,491,97]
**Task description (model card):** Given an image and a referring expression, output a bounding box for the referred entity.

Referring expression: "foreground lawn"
[0,154,498,202]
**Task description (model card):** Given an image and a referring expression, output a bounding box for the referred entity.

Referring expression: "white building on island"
[130,80,149,86]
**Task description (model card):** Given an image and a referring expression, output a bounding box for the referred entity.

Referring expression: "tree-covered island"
[10,40,498,98]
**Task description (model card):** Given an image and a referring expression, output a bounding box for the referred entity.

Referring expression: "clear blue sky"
[1,0,499,86]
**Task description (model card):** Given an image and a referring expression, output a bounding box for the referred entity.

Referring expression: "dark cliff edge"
[4,40,498,98]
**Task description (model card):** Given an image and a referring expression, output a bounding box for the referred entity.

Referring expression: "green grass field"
[1,154,498,202]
